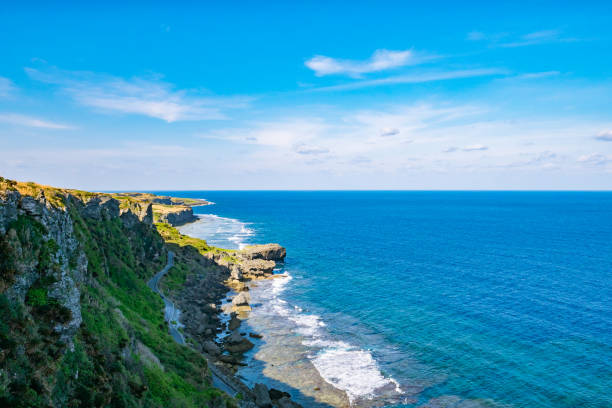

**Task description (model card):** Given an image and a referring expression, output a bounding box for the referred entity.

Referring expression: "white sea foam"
[255,272,402,405]
[178,213,254,249]
[312,347,402,403]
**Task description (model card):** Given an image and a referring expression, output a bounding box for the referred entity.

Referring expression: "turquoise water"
[156,191,612,407]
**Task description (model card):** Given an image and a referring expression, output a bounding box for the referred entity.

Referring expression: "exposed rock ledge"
[153,204,197,226]
[205,244,287,293]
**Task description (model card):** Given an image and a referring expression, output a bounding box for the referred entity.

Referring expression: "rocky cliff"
[0,177,299,408]
[0,177,231,407]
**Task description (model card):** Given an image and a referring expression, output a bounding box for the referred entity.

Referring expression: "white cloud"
[5,99,612,189]
[305,49,417,77]
[463,144,489,151]
[0,113,72,129]
[0,77,15,98]
[311,68,507,92]
[380,127,400,137]
[26,67,249,122]
[594,130,612,141]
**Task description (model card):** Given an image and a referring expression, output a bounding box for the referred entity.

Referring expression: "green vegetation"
[26,287,50,307]
[0,181,236,408]
[61,200,231,407]
[161,264,190,297]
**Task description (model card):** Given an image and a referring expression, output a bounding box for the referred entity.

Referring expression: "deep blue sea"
[153,191,612,408]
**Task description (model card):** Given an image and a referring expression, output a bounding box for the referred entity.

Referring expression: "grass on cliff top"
[152,204,190,214]
[113,192,208,207]
[0,176,204,212]
[0,176,108,209]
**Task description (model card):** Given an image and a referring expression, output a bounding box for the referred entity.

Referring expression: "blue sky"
[1,1,612,189]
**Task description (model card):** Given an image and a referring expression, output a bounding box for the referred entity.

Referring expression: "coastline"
[175,214,404,408]
[156,215,313,407]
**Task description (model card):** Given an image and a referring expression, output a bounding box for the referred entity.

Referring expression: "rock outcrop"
[119,200,153,227]
[241,244,286,262]
[153,204,197,226]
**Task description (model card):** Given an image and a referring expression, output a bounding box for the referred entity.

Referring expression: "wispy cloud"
[578,153,611,166]
[515,71,561,80]
[0,77,16,98]
[0,113,73,129]
[310,68,507,92]
[26,67,249,122]
[444,144,489,152]
[294,143,329,155]
[467,31,508,42]
[463,144,489,151]
[468,29,575,48]
[594,130,612,141]
[305,49,421,77]
[501,29,564,48]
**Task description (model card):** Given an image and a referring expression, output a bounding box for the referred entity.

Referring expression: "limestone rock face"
[0,189,19,234]
[120,201,153,227]
[241,244,286,262]
[240,259,276,279]
[0,187,162,345]
[0,189,87,344]
[154,205,197,226]
[81,195,120,220]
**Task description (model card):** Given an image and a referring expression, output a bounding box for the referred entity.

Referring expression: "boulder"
[202,341,221,356]
[268,388,291,401]
[228,314,241,331]
[224,331,254,353]
[253,383,272,408]
[218,354,243,365]
[232,292,251,307]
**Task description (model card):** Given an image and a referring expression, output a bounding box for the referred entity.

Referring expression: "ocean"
[153,191,612,408]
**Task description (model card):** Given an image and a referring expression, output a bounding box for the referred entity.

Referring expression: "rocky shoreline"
[160,237,304,407]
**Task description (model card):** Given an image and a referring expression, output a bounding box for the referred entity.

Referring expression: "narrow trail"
[148,251,247,398]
